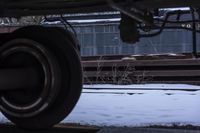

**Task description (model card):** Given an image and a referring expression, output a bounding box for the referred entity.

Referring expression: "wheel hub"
[0,38,61,118]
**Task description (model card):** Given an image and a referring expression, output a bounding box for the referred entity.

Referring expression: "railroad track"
[82,54,200,85]
[1,124,200,133]
[0,124,100,133]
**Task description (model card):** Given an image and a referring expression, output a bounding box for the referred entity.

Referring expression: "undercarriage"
[0,0,199,130]
[0,0,199,17]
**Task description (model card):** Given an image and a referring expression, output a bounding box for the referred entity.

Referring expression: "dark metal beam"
[0,0,200,17]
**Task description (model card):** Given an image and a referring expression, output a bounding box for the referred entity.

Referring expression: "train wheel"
[0,26,82,129]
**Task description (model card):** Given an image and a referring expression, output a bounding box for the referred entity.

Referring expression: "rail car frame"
[0,0,199,17]
[0,0,199,130]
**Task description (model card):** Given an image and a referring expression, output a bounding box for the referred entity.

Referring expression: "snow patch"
[83,84,200,90]
[1,84,200,127]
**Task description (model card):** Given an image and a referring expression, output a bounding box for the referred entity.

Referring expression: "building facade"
[74,21,200,56]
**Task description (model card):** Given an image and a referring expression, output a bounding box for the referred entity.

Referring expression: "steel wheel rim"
[0,38,61,118]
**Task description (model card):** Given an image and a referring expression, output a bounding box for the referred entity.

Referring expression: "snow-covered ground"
[83,84,200,90]
[1,84,200,127]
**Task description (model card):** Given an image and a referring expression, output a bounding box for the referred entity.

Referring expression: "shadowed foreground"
[98,127,200,133]
[1,124,200,133]
[0,124,100,133]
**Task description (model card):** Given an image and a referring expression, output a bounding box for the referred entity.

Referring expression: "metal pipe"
[191,8,198,58]
[0,68,40,91]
